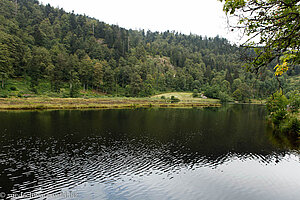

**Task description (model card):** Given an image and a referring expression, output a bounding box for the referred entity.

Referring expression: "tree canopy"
[0,0,298,99]
[220,0,299,75]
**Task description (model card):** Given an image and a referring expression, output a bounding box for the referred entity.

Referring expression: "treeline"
[0,0,299,99]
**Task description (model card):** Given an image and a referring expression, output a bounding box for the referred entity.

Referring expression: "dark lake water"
[0,105,299,200]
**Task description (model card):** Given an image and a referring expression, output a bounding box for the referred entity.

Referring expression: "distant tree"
[0,0,298,99]
[192,89,199,98]
[140,83,154,97]
[232,78,242,92]
[93,61,104,90]
[79,55,93,90]
[129,72,143,96]
[204,85,220,99]
[219,91,231,103]
[225,70,233,84]
[233,88,243,101]
[50,52,69,92]
[69,79,80,97]
[233,69,239,79]
[34,18,55,48]
[192,80,201,91]
[232,83,251,101]
[28,47,52,92]
[102,65,115,93]
[0,32,13,88]
[204,65,212,81]
[221,80,231,93]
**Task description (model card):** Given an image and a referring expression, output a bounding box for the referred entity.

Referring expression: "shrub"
[204,85,219,99]
[170,96,180,103]
[192,89,199,98]
[0,94,8,98]
[10,86,17,91]
[70,82,81,98]
[271,109,288,125]
[266,90,288,114]
[233,89,243,101]
[279,117,300,136]
[161,96,166,99]
[267,90,300,136]
[288,91,300,113]
[219,91,231,103]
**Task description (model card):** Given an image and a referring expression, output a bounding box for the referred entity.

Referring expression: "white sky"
[41,0,243,44]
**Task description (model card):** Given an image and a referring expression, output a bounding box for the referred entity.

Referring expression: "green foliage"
[204,85,220,99]
[266,90,299,135]
[192,89,199,98]
[28,46,52,90]
[275,116,300,136]
[287,90,300,113]
[0,31,14,88]
[219,91,231,103]
[280,117,300,135]
[140,83,154,97]
[266,91,288,116]
[70,79,81,98]
[233,89,243,101]
[232,82,251,102]
[10,86,17,91]
[170,96,180,103]
[220,0,300,75]
[0,0,298,100]
[0,91,8,98]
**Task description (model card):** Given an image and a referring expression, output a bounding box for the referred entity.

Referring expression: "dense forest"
[0,0,299,100]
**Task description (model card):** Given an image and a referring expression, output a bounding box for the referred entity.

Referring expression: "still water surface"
[0,105,299,200]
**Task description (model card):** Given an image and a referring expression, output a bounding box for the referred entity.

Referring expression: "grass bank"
[153,92,266,105]
[0,96,221,110]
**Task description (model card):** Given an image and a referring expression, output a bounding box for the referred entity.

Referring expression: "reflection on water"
[0,105,299,200]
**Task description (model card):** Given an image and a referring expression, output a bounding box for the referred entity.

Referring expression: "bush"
[266,90,288,114]
[287,91,300,113]
[161,96,166,99]
[279,117,300,136]
[233,89,243,101]
[30,86,38,94]
[10,86,17,91]
[271,109,288,125]
[267,90,300,136]
[70,82,81,98]
[204,85,219,99]
[139,83,154,97]
[170,96,180,103]
[0,94,8,98]
[192,89,199,98]
[219,91,231,103]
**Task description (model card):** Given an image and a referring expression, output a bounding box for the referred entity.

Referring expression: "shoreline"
[0,97,221,111]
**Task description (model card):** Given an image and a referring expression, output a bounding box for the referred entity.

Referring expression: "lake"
[0,105,299,200]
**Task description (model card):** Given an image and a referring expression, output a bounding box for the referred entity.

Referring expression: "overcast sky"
[41,0,242,44]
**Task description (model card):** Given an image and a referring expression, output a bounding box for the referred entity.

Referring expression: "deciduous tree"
[220,0,299,74]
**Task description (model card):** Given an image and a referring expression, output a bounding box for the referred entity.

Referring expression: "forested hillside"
[0,0,299,99]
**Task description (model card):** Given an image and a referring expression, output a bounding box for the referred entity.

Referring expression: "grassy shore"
[0,92,269,111]
[0,95,221,110]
